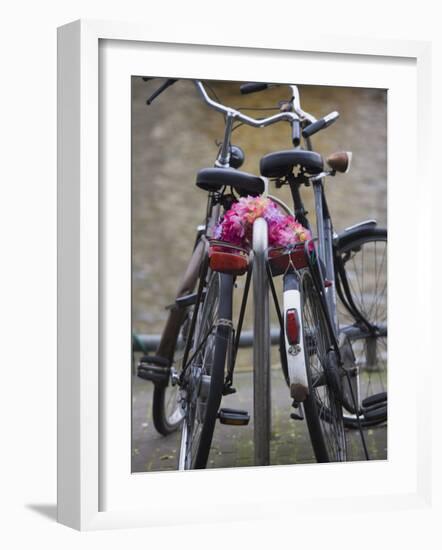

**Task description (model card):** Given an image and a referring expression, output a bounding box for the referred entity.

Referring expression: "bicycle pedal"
[165,290,206,310]
[362,405,387,423]
[175,292,198,309]
[290,399,304,420]
[139,355,170,367]
[218,408,250,426]
[137,356,170,386]
[362,391,387,408]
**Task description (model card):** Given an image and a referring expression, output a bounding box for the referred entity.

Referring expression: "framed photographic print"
[131,77,388,472]
[57,19,432,530]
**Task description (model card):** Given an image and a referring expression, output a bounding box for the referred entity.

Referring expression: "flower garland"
[213,196,311,250]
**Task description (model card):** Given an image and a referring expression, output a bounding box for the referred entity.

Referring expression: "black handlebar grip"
[146,78,177,105]
[302,111,339,138]
[240,82,269,95]
[291,120,301,147]
[302,118,327,138]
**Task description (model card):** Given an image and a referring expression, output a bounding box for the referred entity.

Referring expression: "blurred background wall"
[132,78,387,337]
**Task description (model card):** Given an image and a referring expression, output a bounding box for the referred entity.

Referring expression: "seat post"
[288,175,310,231]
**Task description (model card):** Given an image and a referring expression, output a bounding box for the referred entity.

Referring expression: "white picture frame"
[57,19,433,531]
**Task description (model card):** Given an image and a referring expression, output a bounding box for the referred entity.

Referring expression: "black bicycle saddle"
[196,167,265,196]
[260,150,324,178]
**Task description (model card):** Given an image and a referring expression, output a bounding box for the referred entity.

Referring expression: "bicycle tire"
[151,309,190,435]
[301,269,347,462]
[152,386,183,435]
[179,271,233,469]
[335,227,387,428]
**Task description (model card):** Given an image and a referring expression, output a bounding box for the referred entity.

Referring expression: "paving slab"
[132,367,387,472]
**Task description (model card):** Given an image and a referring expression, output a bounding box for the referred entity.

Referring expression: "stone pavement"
[132,367,387,472]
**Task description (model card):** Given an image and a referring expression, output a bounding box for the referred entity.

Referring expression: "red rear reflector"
[286,308,300,345]
[209,250,248,275]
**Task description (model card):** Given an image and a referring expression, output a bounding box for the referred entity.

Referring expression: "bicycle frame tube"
[312,180,338,335]
[155,237,207,362]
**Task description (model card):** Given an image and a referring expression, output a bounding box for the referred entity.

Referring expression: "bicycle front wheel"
[152,238,206,435]
[335,227,387,428]
[179,271,233,469]
[301,270,347,462]
[152,309,190,435]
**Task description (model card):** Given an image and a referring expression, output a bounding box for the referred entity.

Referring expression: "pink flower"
[214,197,311,250]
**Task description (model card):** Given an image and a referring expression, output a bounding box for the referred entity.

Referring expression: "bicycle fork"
[282,271,309,403]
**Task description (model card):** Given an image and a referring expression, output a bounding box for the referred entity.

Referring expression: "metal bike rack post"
[252,217,271,466]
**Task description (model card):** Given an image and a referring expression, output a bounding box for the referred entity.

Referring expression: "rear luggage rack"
[267,243,309,276]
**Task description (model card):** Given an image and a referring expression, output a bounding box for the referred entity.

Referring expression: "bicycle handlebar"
[193,81,299,129]
[239,82,269,95]
[145,78,178,105]
[238,82,340,139]
[144,78,300,128]
[143,78,331,148]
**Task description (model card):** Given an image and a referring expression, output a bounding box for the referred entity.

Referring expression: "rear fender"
[333,219,378,249]
[283,272,309,402]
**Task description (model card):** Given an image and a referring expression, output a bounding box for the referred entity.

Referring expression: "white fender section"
[283,289,309,401]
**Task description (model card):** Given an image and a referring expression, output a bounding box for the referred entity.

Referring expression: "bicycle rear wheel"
[301,270,347,462]
[179,271,233,469]
[335,228,387,428]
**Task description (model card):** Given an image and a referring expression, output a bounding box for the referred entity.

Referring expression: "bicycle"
[136,78,387,468]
